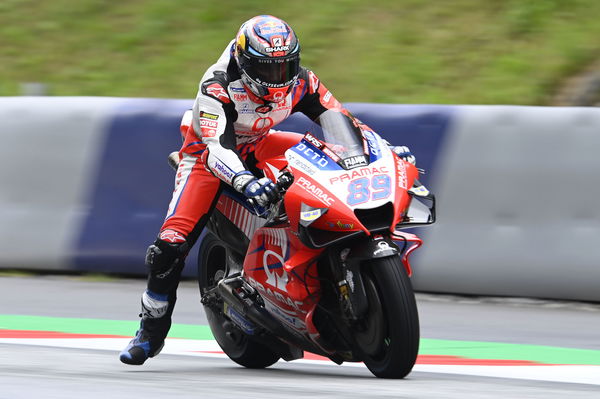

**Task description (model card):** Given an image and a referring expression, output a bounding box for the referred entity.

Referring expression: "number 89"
[347,175,391,206]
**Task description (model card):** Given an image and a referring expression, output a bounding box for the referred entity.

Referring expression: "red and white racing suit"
[161,40,349,239]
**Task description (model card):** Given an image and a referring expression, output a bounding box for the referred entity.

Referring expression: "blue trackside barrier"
[1,97,599,301]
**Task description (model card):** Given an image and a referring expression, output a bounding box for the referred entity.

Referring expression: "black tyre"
[353,255,420,379]
[198,232,280,369]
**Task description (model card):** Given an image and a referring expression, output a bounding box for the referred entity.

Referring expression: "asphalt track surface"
[2,275,600,398]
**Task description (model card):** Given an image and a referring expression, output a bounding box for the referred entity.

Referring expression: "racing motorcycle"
[193,110,435,379]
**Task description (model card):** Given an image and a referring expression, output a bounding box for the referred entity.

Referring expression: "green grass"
[2,0,600,104]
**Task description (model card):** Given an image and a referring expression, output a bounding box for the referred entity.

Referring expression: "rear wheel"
[353,255,420,378]
[198,232,280,369]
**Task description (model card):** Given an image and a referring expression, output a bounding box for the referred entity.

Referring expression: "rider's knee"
[145,229,190,277]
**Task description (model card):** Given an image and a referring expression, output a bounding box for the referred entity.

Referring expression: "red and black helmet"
[234,15,300,103]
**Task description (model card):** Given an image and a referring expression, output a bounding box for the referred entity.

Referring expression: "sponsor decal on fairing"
[291,142,336,170]
[286,151,319,176]
[300,209,323,222]
[263,299,307,330]
[395,156,408,189]
[262,249,288,292]
[329,165,390,184]
[326,220,355,230]
[303,133,323,149]
[247,275,305,314]
[342,155,368,169]
[363,130,382,161]
[248,275,306,318]
[409,185,430,197]
[321,146,340,162]
[296,176,334,206]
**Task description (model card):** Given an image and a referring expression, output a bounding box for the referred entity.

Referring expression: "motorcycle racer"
[120,14,415,365]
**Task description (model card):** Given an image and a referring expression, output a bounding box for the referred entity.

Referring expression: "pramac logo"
[263,250,288,292]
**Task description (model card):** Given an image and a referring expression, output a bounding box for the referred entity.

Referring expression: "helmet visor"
[240,53,300,88]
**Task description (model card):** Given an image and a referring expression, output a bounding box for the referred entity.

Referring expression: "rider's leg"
[120,152,222,365]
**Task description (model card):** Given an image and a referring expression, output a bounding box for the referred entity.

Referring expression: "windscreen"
[308,110,365,159]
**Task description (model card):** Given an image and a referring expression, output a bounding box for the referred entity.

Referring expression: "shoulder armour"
[201,71,232,104]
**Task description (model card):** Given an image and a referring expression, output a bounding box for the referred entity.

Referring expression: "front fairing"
[283,115,419,242]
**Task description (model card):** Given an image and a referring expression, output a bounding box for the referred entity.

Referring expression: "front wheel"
[198,232,280,369]
[353,255,420,379]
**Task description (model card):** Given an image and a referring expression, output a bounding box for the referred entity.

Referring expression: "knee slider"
[145,230,190,274]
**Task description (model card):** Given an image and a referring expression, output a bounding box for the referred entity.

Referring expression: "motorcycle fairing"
[215,190,267,239]
[243,226,324,337]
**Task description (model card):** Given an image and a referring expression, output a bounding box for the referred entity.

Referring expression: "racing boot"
[119,290,174,365]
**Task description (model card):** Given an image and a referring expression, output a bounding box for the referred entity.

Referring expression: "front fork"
[328,236,400,322]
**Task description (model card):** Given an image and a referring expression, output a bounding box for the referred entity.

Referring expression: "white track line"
[2,337,599,386]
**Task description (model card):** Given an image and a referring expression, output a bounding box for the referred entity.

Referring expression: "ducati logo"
[255,105,273,114]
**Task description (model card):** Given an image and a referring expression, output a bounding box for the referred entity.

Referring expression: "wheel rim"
[201,243,227,293]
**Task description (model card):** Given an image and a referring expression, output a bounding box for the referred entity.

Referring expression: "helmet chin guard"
[241,73,295,103]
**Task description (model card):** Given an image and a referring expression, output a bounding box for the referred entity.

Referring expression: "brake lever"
[275,171,294,192]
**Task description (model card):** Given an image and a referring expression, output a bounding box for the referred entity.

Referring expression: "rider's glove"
[232,171,278,207]
[390,145,416,166]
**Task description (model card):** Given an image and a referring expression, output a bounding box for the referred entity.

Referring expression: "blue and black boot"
[120,290,173,365]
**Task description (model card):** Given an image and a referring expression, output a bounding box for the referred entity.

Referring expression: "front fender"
[349,237,400,261]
